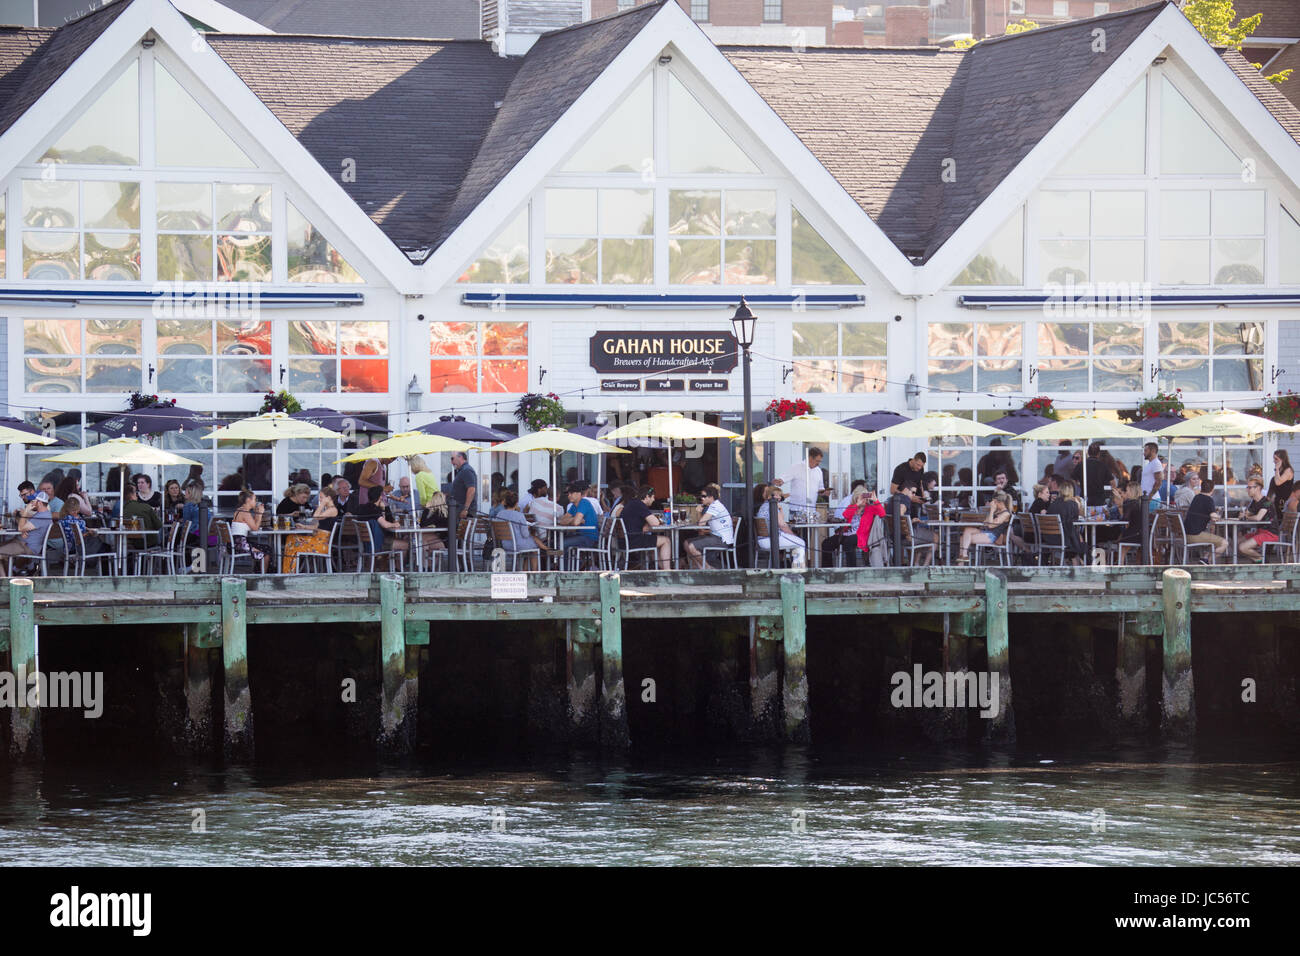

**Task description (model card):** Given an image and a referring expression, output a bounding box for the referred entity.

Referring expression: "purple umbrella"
[571,423,666,450]
[0,416,71,445]
[291,407,389,434]
[1131,413,1187,432]
[839,410,912,433]
[417,415,515,443]
[92,405,228,438]
[985,408,1057,435]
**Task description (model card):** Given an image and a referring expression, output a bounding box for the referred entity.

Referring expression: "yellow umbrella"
[601,413,738,507]
[1,426,57,514]
[492,427,630,516]
[870,412,1012,509]
[207,412,343,442]
[750,414,874,516]
[1154,410,1293,506]
[335,431,469,463]
[1012,415,1152,504]
[43,437,202,518]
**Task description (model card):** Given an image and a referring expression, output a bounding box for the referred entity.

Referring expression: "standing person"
[449,451,478,516]
[618,484,671,570]
[1268,450,1294,510]
[1238,478,1278,562]
[1072,442,1110,508]
[406,455,438,511]
[1053,442,1075,480]
[774,447,826,520]
[358,456,395,497]
[1182,477,1229,561]
[976,438,1019,489]
[889,452,926,502]
[685,483,734,569]
[1140,442,1165,501]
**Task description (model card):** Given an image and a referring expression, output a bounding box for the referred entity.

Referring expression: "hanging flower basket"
[1122,388,1184,422]
[128,392,177,411]
[515,392,565,432]
[259,389,302,415]
[1262,390,1300,426]
[1021,396,1059,420]
[766,398,814,422]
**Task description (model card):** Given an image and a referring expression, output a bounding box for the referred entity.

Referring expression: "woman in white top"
[229,490,268,572]
[753,484,807,562]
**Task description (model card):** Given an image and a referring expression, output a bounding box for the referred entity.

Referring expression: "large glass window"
[287,201,362,283]
[156,319,271,393]
[1052,78,1145,177]
[459,205,529,284]
[154,60,254,169]
[545,188,653,284]
[952,207,1023,286]
[1283,206,1300,286]
[1158,189,1264,285]
[288,320,389,393]
[791,205,863,285]
[928,322,1022,393]
[791,321,886,393]
[560,73,653,175]
[1036,321,1143,392]
[1160,76,1239,177]
[23,318,142,393]
[22,179,141,280]
[667,73,758,175]
[39,60,139,166]
[429,321,528,393]
[1158,321,1264,393]
[1037,189,1144,284]
[668,188,775,285]
[156,182,271,282]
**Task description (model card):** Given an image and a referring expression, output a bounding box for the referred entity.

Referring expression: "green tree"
[953,19,1039,50]
[1181,0,1292,84]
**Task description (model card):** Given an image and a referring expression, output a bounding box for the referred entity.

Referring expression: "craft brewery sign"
[589,331,738,374]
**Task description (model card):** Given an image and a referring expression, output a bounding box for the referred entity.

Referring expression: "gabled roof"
[0,0,132,139]
[1222,48,1300,144]
[219,0,482,39]
[208,33,520,260]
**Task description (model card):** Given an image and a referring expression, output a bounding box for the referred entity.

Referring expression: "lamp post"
[731,297,758,567]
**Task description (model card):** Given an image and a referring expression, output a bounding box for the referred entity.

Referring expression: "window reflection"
[40,61,139,166]
[429,322,529,393]
[287,201,362,283]
[155,60,254,169]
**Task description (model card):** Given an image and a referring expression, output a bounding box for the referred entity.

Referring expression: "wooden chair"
[753,514,798,568]
[973,519,1013,567]
[1160,511,1214,565]
[1034,513,1069,566]
[491,518,540,571]
[353,519,405,572]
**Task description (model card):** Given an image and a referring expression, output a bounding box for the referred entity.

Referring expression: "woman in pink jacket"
[821,489,886,568]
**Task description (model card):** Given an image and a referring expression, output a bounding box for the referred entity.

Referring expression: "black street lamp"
[732,297,758,567]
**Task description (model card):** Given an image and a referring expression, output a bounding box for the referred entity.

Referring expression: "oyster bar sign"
[590,332,739,375]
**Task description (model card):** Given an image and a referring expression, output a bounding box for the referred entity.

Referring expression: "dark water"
[2,744,1297,865]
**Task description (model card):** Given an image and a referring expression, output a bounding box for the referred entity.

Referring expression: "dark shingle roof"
[220,0,483,40]
[0,0,131,137]
[435,1,665,249]
[1223,47,1300,138]
[208,34,521,259]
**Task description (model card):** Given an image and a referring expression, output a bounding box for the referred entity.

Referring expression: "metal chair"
[1034,513,1069,566]
[568,514,613,571]
[1262,510,1298,563]
[136,520,190,575]
[353,519,405,572]
[973,518,1013,567]
[1163,511,1215,565]
[67,522,117,577]
[215,519,258,574]
[613,517,659,571]
[293,522,339,573]
[903,515,935,566]
[8,520,56,577]
[753,514,798,568]
[491,518,541,571]
[701,515,741,569]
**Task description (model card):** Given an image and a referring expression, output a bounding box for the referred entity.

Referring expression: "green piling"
[379,574,415,755]
[7,578,39,760]
[780,573,810,743]
[983,570,1014,740]
[598,572,629,748]
[221,577,253,760]
[1161,568,1195,736]
[750,616,783,739]
[183,622,219,755]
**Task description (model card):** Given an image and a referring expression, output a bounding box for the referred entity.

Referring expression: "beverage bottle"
[662,507,672,526]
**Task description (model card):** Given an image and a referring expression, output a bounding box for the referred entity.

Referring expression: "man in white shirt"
[774,447,825,519]
[519,478,546,513]
[1141,442,1164,499]
[685,484,734,569]
[526,485,565,525]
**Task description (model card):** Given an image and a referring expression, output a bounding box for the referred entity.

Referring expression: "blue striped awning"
[0,287,365,308]
[958,292,1300,309]
[461,291,865,309]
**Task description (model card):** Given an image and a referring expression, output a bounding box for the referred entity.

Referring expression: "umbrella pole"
[119,463,126,526]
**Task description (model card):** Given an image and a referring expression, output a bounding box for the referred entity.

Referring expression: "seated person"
[229,489,268,572]
[685,483,734,569]
[123,482,164,550]
[1238,478,1278,562]
[282,486,340,574]
[821,489,885,568]
[525,484,566,525]
[558,480,600,559]
[0,492,54,571]
[957,491,1012,565]
[355,485,408,569]
[754,484,807,564]
[493,490,551,570]
[277,483,312,517]
[618,484,671,570]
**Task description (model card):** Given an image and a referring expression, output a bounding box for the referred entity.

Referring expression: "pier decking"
[2,565,1297,759]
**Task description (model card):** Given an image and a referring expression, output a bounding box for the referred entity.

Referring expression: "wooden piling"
[983,571,1014,740]
[379,574,416,755]
[598,572,629,748]
[221,577,253,759]
[567,617,600,744]
[749,616,783,739]
[183,622,220,755]
[7,578,39,760]
[1116,612,1155,728]
[779,573,810,742]
[1161,568,1195,735]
